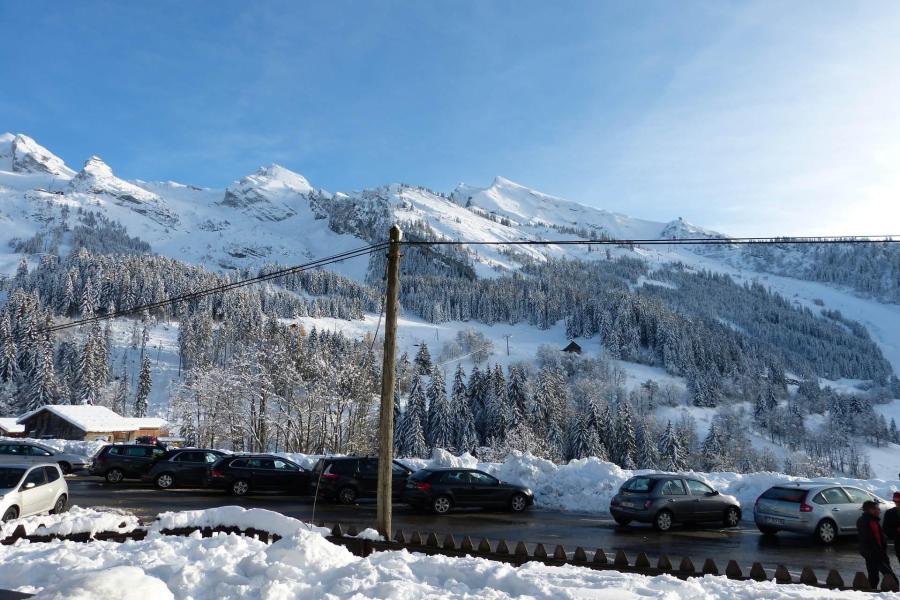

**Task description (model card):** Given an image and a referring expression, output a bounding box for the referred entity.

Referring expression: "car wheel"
[613,516,632,526]
[723,506,741,528]
[337,487,357,505]
[57,462,71,475]
[432,495,452,514]
[51,495,67,515]
[155,473,175,490]
[509,493,528,513]
[105,468,124,484]
[815,519,837,545]
[231,479,250,496]
[2,507,18,522]
[757,525,779,535]
[653,509,674,532]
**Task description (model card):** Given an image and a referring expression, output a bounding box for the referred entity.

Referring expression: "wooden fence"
[0,521,896,594]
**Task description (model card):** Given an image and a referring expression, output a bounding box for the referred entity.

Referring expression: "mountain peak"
[82,155,114,177]
[4,134,74,177]
[254,164,313,193]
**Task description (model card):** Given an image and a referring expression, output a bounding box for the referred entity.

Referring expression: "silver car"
[754,483,890,544]
[0,441,89,475]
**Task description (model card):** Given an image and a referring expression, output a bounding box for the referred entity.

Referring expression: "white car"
[0,463,68,522]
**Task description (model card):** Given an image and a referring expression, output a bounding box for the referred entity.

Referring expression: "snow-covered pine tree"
[634,418,659,469]
[507,364,529,426]
[700,422,727,471]
[414,343,433,375]
[658,420,687,471]
[26,330,58,412]
[0,311,17,383]
[613,401,637,468]
[426,366,454,449]
[452,365,478,452]
[134,355,152,417]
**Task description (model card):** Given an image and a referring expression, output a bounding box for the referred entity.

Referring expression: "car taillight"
[95,455,106,463]
[416,482,432,492]
[210,469,224,478]
[800,502,813,513]
[644,500,653,510]
[321,473,338,480]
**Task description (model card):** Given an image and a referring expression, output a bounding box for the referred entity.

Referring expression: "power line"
[400,235,898,247]
[43,242,389,334]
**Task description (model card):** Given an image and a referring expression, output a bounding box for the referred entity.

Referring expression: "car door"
[358,459,379,496]
[271,459,307,493]
[18,467,51,516]
[466,471,503,506]
[843,487,876,531]
[659,478,694,520]
[815,487,855,531]
[247,458,277,489]
[685,479,720,521]
[172,451,206,485]
[0,444,15,465]
[440,470,472,504]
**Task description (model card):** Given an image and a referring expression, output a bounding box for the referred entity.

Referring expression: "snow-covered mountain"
[0,132,723,278]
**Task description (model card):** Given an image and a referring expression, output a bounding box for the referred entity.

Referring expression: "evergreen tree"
[700,422,728,471]
[634,419,659,469]
[26,331,57,411]
[134,355,151,417]
[426,367,454,449]
[414,343,433,375]
[452,365,477,452]
[658,421,687,471]
[614,401,637,468]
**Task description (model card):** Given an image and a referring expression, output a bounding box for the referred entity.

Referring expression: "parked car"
[754,483,889,544]
[90,444,166,483]
[402,468,534,514]
[205,455,309,496]
[310,457,413,504]
[0,463,68,521]
[142,448,226,489]
[0,441,90,475]
[610,474,741,532]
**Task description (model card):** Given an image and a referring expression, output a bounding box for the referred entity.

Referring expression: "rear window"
[410,470,435,482]
[106,446,123,456]
[622,477,654,492]
[229,459,248,468]
[761,487,807,503]
[329,460,357,475]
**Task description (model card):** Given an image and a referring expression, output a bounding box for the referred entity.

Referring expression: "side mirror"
[707,490,719,496]
[24,482,35,490]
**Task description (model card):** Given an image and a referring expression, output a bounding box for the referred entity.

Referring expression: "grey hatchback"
[610,474,742,532]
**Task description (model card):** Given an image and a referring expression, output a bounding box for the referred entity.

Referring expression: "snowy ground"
[0,506,886,599]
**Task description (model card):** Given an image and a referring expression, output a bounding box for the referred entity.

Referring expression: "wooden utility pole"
[376,225,402,540]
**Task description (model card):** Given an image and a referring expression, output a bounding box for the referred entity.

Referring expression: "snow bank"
[0,436,105,460]
[151,505,330,539]
[0,509,884,599]
[0,506,139,539]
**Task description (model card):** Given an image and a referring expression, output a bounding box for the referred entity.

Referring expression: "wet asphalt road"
[66,476,879,581]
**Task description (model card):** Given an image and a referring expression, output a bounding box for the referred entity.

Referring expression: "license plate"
[765,516,784,525]
[621,501,636,508]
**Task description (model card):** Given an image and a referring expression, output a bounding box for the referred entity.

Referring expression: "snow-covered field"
[0,506,884,599]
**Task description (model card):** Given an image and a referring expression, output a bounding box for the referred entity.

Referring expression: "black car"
[90,444,166,483]
[142,448,226,489]
[402,468,534,514]
[206,454,309,496]
[310,457,413,504]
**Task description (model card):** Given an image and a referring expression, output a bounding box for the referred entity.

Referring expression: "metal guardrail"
[0,521,895,594]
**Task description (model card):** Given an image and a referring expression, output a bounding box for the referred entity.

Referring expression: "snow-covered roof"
[17,405,167,433]
[0,418,24,433]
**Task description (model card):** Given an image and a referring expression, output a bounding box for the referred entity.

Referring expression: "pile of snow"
[0,506,139,539]
[0,507,880,599]
[151,506,329,539]
[0,436,105,461]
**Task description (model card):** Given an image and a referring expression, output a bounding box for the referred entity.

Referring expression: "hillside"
[1,132,898,479]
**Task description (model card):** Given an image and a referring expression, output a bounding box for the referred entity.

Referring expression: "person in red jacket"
[858,500,896,589]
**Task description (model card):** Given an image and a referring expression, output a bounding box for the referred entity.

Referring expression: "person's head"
[863,500,881,516]
[893,491,900,506]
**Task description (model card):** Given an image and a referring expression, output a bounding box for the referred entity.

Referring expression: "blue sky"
[2,1,898,236]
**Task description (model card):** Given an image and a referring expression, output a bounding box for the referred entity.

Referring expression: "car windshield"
[621,477,653,492]
[409,470,433,481]
[761,487,807,503]
[0,467,25,488]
